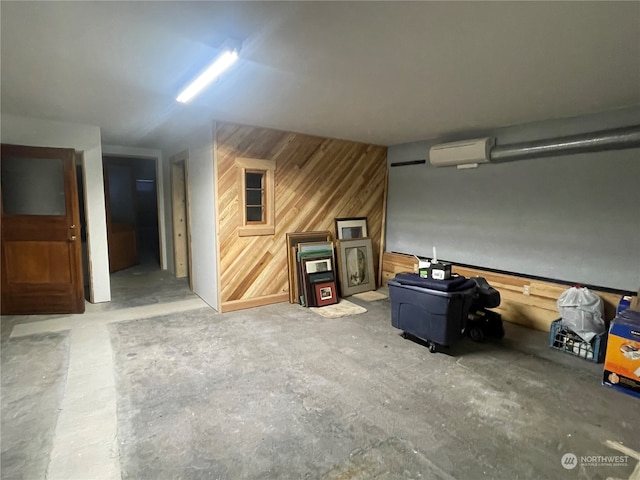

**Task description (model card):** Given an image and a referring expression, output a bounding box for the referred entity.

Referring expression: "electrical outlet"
[523,285,531,296]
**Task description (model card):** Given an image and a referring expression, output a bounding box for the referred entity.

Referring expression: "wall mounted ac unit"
[429,137,495,168]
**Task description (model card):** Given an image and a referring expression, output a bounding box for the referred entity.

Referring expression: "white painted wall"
[1,113,111,302]
[164,123,219,310]
[101,145,167,271]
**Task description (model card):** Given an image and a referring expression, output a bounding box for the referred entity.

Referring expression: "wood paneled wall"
[215,122,387,312]
[382,252,628,332]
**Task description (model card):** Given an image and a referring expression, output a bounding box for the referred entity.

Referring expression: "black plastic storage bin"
[388,273,477,352]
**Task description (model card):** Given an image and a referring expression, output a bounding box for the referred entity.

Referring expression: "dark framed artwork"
[335,217,368,240]
[300,255,333,305]
[336,237,376,296]
[314,281,338,307]
[285,231,332,303]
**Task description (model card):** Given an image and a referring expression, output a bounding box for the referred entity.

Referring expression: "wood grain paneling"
[5,241,72,283]
[215,122,387,311]
[171,161,189,278]
[382,252,631,332]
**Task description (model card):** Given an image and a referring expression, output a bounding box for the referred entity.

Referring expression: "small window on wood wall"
[245,171,265,222]
[236,157,275,236]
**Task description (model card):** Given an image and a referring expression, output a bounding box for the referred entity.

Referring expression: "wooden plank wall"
[170,161,188,278]
[382,252,627,332]
[215,122,387,312]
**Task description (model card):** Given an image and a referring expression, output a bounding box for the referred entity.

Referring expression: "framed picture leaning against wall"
[335,217,368,240]
[336,237,375,296]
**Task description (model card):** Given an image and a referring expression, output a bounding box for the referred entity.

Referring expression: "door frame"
[100,146,166,270]
[169,150,193,289]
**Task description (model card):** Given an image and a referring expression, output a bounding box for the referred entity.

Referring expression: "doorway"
[102,156,160,272]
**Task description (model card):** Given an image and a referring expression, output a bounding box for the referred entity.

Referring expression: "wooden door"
[1,144,85,314]
[103,158,138,273]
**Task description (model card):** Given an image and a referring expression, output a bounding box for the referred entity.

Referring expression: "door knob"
[69,235,77,241]
[70,224,76,229]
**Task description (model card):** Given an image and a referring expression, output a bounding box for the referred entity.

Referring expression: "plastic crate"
[549,319,607,363]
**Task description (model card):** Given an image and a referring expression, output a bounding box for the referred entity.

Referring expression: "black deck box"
[389,274,476,351]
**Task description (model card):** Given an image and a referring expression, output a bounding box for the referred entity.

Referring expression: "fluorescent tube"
[176,49,238,103]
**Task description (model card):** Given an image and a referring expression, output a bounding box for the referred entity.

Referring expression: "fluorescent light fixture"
[176,49,239,103]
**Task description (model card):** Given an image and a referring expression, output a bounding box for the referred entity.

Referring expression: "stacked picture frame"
[285,218,376,306]
[298,243,337,307]
[285,231,338,307]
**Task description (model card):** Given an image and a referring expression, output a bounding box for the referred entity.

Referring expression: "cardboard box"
[602,309,640,399]
[617,295,633,315]
[419,261,452,280]
[630,289,640,311]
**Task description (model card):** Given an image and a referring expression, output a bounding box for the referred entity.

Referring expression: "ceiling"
[2,1,639,150]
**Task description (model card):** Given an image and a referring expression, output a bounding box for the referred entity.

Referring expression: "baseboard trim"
[221,293,289,313]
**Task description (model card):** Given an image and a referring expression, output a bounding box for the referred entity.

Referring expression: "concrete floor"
[1,265,639,479]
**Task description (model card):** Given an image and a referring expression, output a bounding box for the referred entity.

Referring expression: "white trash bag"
[557,287,605,343]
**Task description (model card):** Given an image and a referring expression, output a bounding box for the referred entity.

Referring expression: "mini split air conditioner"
[429,137,495,168]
